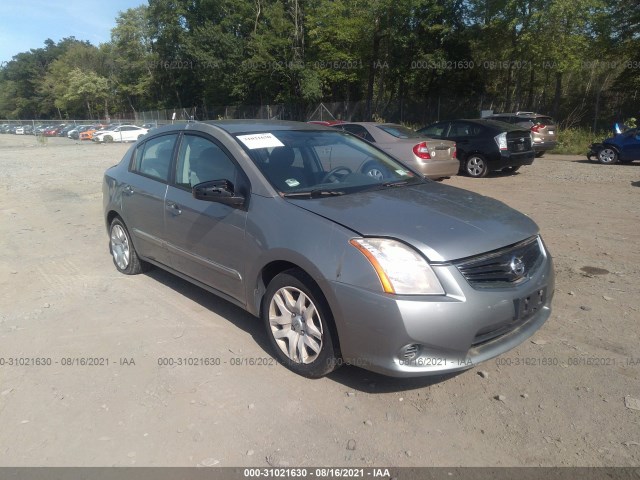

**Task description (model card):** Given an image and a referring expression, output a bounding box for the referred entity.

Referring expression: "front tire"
[464,154,488,178]
[109,217,147,275]
[598,147,618,164]
[104,135,113,143]
[262,269,340,378]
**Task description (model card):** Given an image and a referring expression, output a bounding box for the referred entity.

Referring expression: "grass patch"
[554,127,610,155]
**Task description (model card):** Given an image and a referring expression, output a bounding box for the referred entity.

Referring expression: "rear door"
[121,133,179,266]
[442,121,481,158]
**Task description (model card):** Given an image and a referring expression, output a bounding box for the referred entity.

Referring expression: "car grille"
[453,236,544,288]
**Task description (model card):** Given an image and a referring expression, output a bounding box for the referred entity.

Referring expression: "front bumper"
[329,253,554,377]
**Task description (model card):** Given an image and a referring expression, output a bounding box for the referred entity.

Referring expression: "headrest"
[191,147,218,167]
[269,146,295,169]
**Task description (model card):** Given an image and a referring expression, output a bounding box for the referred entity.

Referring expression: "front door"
[164,133,248,303]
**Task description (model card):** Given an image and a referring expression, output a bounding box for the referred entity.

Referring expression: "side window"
[468,124,484,136]
[420,123,446,137]
[132,134,177,182]
[448,122,474,137]
[175,135,238,189]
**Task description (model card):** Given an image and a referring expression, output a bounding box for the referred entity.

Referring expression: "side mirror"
[192,179,245,207]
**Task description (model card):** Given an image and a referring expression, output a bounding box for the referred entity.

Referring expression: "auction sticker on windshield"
[237,133,285,149]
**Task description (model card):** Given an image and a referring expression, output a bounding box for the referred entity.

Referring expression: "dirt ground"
[0,134,639,468]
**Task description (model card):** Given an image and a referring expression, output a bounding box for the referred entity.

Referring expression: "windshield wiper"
[283,189,345,198]
[381,180,411,187]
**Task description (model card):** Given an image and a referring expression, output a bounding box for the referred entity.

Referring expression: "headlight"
[350,238,444,295]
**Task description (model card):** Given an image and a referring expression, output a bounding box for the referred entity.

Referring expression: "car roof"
[432,118,530,132]
[201,119,329,134]
[339,122,401,127]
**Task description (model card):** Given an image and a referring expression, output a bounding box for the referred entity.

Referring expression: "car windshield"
[376,124,421,139]
[237,130,422,197]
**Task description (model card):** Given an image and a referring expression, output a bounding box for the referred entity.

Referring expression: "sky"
[0,0,147,64]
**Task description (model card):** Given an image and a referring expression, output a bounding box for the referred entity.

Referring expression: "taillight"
[494,132,508,151]
[413,141,431,160]
[452,144,457,159]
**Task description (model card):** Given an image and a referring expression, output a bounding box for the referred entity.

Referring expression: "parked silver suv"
[488,112,557,157]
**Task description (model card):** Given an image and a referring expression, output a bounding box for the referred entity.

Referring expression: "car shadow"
[574,159,640,166]
[632,181,640,187]
[486,169,521,178]
[144,268,466,392]
[327,365,464,393]
[145,268,272,353]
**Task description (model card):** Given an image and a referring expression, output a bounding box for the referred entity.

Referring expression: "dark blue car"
[589,128,640,164]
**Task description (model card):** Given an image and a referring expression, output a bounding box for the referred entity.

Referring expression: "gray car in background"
[488,112,557,157]
[332,122,459,180]
[103,120,554,378]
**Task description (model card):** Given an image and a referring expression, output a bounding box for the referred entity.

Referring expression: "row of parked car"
[310,112,557,179]
[0,123,155,143]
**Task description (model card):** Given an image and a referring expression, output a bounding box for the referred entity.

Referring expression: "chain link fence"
[2,90,628,131]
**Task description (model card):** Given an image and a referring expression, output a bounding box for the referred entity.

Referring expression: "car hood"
[286,182,539,262]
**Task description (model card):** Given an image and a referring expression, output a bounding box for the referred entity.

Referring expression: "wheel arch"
[253,259,342,355]
[601,143,620,154]
[460,149,487,161]
[106,209,120,231]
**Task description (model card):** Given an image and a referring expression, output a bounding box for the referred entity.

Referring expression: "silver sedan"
[103,120,554,378]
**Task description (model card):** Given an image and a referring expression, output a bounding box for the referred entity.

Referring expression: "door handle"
[166,202,182,215]
[123,185,134,196]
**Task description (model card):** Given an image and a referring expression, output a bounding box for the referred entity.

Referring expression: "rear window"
[489,115,513,123]
[531,116,555,126]
[376,124,421,139]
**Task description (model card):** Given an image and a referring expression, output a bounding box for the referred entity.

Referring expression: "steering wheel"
[321,166,352,183]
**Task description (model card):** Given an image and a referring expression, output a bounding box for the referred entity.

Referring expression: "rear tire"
[464,154,488,178]
[104,135,113,143]
[262,269,340,378]
[109,217,148,275]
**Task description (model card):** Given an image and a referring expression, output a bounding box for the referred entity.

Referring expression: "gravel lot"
[0,134,639,467]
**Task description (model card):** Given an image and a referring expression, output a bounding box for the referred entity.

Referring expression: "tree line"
[0,0,638,128]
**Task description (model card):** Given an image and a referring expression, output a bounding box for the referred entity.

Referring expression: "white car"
[93,125,148,143]
[15,127,25,135]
